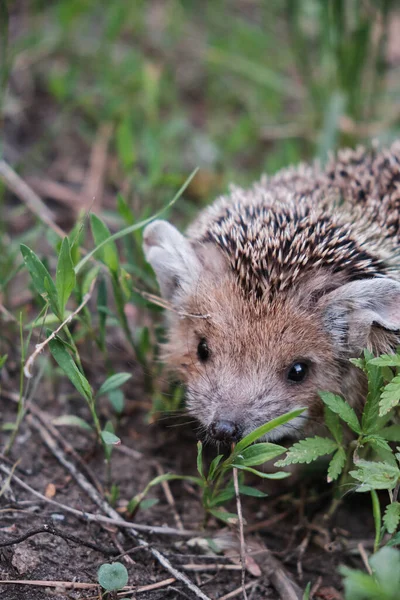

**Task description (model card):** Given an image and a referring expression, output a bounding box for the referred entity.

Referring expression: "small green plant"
[276,349,400,551]
[97,562,128,596]
[195,408,304,523]
[340,546,400,600]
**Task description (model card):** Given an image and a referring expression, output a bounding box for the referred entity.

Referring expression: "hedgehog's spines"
[187,142,400,299]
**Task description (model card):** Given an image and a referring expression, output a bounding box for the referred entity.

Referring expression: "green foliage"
[97,562,128,592]
[194,408,302,522]
[278,348,400,552]
[341,547,400,600]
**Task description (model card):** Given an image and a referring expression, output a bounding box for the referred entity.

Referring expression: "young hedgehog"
[143,142,400,444]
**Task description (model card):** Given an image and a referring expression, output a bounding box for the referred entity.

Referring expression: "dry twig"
[0,159,65,238]
[233,465,248,600]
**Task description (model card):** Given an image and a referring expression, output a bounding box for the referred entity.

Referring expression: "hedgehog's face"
[144,220,400,443]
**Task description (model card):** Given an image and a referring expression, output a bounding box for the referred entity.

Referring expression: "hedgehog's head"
[143,220,400,443]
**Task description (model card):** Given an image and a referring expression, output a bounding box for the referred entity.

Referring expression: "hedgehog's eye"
[197,338,210,362]
[286,361,309,383]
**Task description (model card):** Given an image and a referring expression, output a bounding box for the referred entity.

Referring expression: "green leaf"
[362,350,385,433]
[197,441,204,479]
[97,373,132,397]
[362,435,392,453]
[20,244,60,318]
[139,498,159,511]
[234,407,305,454]
[101,431,121,446]
[327,447,346,482]
[276,436,337,467]
[369,546,400,596]
[49,337,92,402]
[237,484,268,498]
[98,562,128,591]
[369,354,400,368]
[52,415,92,431]
[324,406,343,444]
[350,460,400,492]
[386,531,400,547]
[235,442,286,467]
[380,425,400,442]
[319,391,361,434]
[108,388,125,414]
[208,508,238,524]
[90,214,119,274]
[56,237,76,315]
[380,375,400,416]
[384,502,400,534]
[208,454,223,481]
[303,582,311,600]
[231,464,290,479]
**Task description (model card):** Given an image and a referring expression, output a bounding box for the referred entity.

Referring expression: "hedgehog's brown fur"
[143,142,400,443]
[188,141,400,299]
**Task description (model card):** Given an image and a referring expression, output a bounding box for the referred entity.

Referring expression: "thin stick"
[155,462,184,530]
[219,582,257,600]
[0,462,197,537]
[0,577,176,594]
[4,419,212,600]
[233,465,248,600]
[23,277,96,378]
[0,159,65,238]
[358,543,372,575]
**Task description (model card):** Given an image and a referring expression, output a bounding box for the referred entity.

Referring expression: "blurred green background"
[2,0,400,225]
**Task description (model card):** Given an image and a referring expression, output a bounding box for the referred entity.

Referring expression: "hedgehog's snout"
[209,419,243,444]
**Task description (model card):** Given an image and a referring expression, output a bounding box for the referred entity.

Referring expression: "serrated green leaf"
[21,244,60,318]
[380,425,400,442]
[327,447,346,482]
[49,337,92,402]
[319,391,361,433]
[350,459,400,492]
[101,431,121,446]
[97,373,132,397]
[98,562,128,591]
[384,502,400,534]
[362,435,392,453]
[234,407,305,453]
[380,375,400,416]
[276,436,337,467]
[90,214,119,274]
[231,464,290,479]
[324,406,343,444]
[235,442,286,467]
[369,354,400,368]
[56,237,76,315]
[52,415,92,431]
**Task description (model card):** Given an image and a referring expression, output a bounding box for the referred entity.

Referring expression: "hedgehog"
[143,142,400,444]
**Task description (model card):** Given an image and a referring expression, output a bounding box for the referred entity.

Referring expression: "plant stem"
[371,489,381,553]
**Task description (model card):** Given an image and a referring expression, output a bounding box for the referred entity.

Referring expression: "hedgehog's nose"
[209,420,242,443]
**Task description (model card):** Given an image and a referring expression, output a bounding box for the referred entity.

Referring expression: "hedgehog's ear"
[143,220,202,300]
[320,278,400,354]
